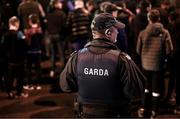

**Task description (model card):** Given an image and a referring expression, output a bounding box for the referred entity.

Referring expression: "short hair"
[50,0,62,7]
[9,16,19,26]
[114,1,126,8]
[148,9,160,23]
[28,14,39,24]
[104,4,118,13]
[139,0,151,11]
[160,0,170,5]
[100,1,112,12]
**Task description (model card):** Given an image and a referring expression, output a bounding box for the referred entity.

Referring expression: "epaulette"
[121,52,131,60]
[110,50,132,61]
[70,51,77,57]
[79,48,88,53]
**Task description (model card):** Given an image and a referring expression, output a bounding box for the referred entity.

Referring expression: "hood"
[145,23,164,36]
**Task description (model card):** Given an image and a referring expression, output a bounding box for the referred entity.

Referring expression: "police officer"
[60,13,145,118]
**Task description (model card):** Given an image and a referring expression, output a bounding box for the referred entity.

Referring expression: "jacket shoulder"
[108,49,120,56]
[70,50,78,57]
[120,52,132,61]
[108,50,132,61]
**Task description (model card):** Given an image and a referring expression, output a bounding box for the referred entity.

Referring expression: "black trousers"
[175,72,180,106]
[173,53,180,107]
[6,63,25,95]
[143,70,163,93]
[26,53,41,85]
[0,61,7,91]
[49,34,65,71]
[142,70,163,111]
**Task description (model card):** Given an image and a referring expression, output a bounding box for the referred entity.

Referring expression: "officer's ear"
[105,29,111,36]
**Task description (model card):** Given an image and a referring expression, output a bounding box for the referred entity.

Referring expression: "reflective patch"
[70,51,77,56]
[152,92,160,97]
[125,54,131,60]
[79,48,88,53]
[145,89,149,93]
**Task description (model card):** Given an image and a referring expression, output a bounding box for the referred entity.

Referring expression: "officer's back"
[60,13,145,118]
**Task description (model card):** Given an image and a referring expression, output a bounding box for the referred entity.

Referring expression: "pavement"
[0,59,76,118]
[1,83,180,118]
[0,84,75,118]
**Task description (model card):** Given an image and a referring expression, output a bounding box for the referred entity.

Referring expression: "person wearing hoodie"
[136,9,173,118]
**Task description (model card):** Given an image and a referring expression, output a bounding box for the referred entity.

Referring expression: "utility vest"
[76,48,123,104]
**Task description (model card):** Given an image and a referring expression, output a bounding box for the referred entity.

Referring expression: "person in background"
[130,0,151,64]
[24,14,43,90]
[0,15,6,92]
[158,0,171,29]
[1,0,18,31]
[136,9,173,118]
[163,10,177,107]
[66,0,90,51]
[1,16,28,98]
[103,3,129,53]
[60,13,145,118]
[115,1,135,54]
[47,0,66,77]
[124,0,137,14]
[17,0,46,31]
[85,0,97,22]
[167,10,180,115]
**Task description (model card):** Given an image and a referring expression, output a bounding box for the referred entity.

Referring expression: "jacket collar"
[84,38,118,50]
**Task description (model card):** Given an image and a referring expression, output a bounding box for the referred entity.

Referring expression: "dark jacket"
[24,26,43,53]
[1,30,27,64]
[66,8,90,41]
[47,9,66,35]
[17,0,42,29]
[60,38,145,109]
[130,11,148,53]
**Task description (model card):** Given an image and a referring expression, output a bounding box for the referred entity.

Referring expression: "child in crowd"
[24,14,43,90]
[1,16,28,98]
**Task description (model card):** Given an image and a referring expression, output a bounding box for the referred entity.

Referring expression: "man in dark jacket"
[60,13,145,118]
[47,0,66,77]
[130,0,151,62]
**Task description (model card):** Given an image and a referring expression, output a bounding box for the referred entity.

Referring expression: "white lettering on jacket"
[84,68,109,76]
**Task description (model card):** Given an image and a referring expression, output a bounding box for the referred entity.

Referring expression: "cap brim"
[114,21,125,29]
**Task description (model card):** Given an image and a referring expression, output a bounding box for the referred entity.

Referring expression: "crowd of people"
[0,0,180,118]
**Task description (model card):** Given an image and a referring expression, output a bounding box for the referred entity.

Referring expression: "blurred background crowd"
[0,0,180,116]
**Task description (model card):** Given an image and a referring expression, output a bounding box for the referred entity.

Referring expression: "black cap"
[91,13,125,31]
